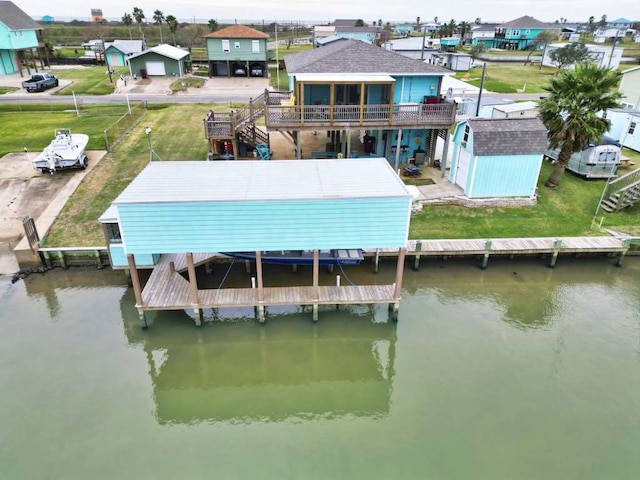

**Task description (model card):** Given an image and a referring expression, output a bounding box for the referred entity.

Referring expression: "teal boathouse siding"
[109,245,157,268]
[100,159,411,267]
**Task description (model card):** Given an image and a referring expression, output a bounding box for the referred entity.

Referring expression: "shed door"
[110,53,120,67]
[454,148,471,191]
[145,61,166,76]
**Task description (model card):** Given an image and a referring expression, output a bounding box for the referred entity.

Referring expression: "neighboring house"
[315,35,346,47]
[395,24,414,36]
[127,44,190,77]
[617,66,640,109]
[431,52,471,71]
[449,118,548,198]
[609,17,633,30]
[382,36,440,60]
[439,37,460,52]
[313,25,335,46]
[455,95,516,119]
[334,26,379,44]
[593,27,625,43]
[104,40,145,67]
[493,15,558,50]
[604,108,640,152]
[0,0,43,76]
[469,23,498,47]
[542,43,624,70]
[91,8,103,23]
[204,24,269,77]
[41,15,53,24]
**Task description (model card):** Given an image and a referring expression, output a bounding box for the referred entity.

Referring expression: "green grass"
[54,66,129,95]
[269,67,289,90]
[169,77,206,93]
[0,86,19,94]
[454,64,558,93]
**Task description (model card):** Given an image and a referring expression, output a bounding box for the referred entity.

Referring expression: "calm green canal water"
[1,257,639,479]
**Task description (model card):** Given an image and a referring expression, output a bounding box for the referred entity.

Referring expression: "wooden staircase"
[600,168,640,212]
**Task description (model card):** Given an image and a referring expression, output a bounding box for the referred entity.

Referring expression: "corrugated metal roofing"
[493,101,538,113]
[113,158,410,205]
[0,1,41,30]
[127,44,189,61]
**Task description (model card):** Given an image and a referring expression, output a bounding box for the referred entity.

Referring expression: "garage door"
[145,62,166,76]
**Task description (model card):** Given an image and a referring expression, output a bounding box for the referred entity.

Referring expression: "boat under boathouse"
[99,158,413,326]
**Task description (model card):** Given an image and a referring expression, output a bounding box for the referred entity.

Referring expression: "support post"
[58,251,67,269]
[256,250,265,323]
[346,129,352,158]
[245,259,251,274]
[616,240,630,267]
[336,275,340,310]
[440,129,450,178]
[481,240,492,269]
[296,131,302,159]
[186,253,201,326]
[205,261,212,275]
[127,254,146,328]
[312,249,319,322]
[413,241,422,271]
[393,248,406,301]
[374,248,380,273]
[549,239,562,268]
[42,251,50,268]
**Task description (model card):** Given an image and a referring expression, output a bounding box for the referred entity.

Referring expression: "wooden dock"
[128,235,630,328]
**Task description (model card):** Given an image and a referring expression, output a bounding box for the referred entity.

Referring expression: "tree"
[153,10,165,44]
[166,15,178,45]
[354,19,365,27]
[598,15,607,28]
[474,17,481,25]
[433,16,438,25]
[458,21,471,45]
[132,7,145,38]
[587,16,596,33]
[525,29,558,63]
[180,23,207,51]
[416,16,421,28]
[122,13,133,40]
[538,62,622,188]
[208,19,219,32]
[378,19,382,27]
[469,43,487,60]
[548,43,594,69]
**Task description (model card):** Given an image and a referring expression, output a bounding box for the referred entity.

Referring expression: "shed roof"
[204,24,269,39]
[112,158,410,205]
[499,15,553,29]
[0,1,41,30]
[284,39,449,75]
[105,40,144,55]
[467,118,548,156]
[316,35,346,46]
[128,44,189,61]
[492,101,538,113]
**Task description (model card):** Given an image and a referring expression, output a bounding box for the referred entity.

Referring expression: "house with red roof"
[204,24,270,78]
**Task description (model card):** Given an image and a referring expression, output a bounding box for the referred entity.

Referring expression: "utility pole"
[420,25,427,61]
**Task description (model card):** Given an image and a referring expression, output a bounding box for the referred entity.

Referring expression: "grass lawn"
[0,86,19,94]
[54,66,130,95]
[169,77,206,93]
[454,64,558,93]
[0,112,118,156]
[269,66,289,90]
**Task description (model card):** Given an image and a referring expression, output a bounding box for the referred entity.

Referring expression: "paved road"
[0,92,261,104]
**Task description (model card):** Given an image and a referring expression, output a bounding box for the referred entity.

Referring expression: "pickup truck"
[22,73,59,92]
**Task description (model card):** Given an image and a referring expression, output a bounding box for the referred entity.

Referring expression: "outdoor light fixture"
[145,126,161,162]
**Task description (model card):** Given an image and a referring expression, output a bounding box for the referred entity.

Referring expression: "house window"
[252,40,260,53]
[462,124,470,147]
[629,122,637,135]
[105,223,122,244]
[234,41,241,49]
[222,39,230,52]
[525,29,530,34]
[512,29,520,36]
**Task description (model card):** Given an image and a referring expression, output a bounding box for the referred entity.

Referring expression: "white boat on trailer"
[32,129,89,174]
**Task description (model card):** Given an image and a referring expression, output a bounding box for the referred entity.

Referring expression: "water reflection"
[121,292,397,425]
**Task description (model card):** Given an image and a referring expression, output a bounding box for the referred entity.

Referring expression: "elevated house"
[542,42,623,70]
[0,0,43,76]
[493,15,558,50]
[382,36,439,61]
[449,118,548,198]
[203,39,456,169]
[104,39,145,67]
[469,23,498,48]
[619,66,640,109]
[127,44,190,77]
[334,26,379,44]
[204,24,270,78]
[313,25,336,46]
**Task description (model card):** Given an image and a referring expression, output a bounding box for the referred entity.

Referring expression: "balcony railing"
[265,102,456,128]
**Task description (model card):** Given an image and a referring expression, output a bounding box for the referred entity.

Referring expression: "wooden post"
[256,250,265,323]
[42,251,50,268]
[58,251,67,269]
[186,253,201,327]
[373,248,380,273]
[245,259,251,274]
[94,250,103,269]
[296,131,302,159]
[440,129,450,178]
[616,240,630,267]
[413,240,422,271]
[312,249,319,322]
[336,275,340,310]
[346,129,352,158]
[481,240,492,269]
[549,239,562,268]
[393,248,406,301]
[127,254,146,328]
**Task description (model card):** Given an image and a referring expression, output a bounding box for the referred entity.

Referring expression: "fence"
[103,101,147,151]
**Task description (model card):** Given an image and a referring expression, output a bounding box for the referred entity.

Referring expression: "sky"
[16,0,640,24]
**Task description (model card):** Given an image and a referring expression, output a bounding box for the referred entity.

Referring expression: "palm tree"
[132,7,145,39]
[122,13,133,40]
[208,19,218,32]
[153,10,165,44]
[539,62,622,188]
[166,15,178,45]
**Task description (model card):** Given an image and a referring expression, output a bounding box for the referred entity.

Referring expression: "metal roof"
[0,1,41,30]
[113,158,410,205]
[105,40,144,55]
[127,44,190,61]
[284,39,450,75]
[492,101,538,113]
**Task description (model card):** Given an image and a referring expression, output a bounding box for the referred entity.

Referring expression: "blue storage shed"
[449,118,548,198]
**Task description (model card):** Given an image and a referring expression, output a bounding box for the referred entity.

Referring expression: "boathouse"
[100,158,412,326]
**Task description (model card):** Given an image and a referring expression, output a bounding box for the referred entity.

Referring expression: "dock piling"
[481,240,492,269]
[549,239,562,268]
[413,241,422,271]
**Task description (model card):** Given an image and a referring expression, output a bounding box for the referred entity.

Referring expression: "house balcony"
[264,92,456,131]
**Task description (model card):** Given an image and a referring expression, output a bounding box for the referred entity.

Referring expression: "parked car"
[234,67,247,77]
[250,66,264,77]
[22,73,59,92]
